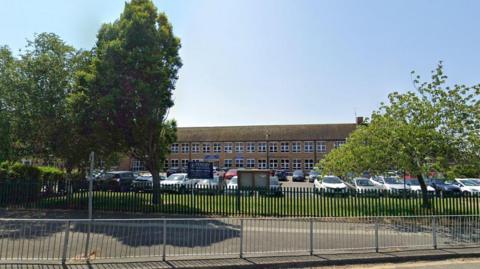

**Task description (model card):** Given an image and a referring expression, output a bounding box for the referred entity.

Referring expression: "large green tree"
[320,63,480,206]
[90,0,182,204]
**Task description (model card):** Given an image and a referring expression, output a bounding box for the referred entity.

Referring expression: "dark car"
[98,171,135,192]
[308,171,320,183]
[167,167,185,176]
[292,170,305,182]
[275,170,288,181]
[428,179,461,196]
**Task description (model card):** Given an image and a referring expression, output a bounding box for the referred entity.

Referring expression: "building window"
[191,159,202,162]
[246,159,255,168]
[316,141,326,153]
[203,143,210,153]
[280,142,289,152]
[235,142,244,153]
[181,159,189,168]
[213,143,222,153]
[191,143,200,153]
[292,142,301,153]
[269,142,278,152]
[304,141,314,153]
[164,160,169,169]
[224,159,232,168]
[235,158,244,168]
[304,159,314,170]
[280,159,290,170]
[224,142,233,153]
[334,140,346,148]
[131,159,145,172]
[171,143,179,153]
[246,142,256,153]
[181,143,189,153]
[171,159,179,168]
[292,159,302,170]
[258,159,267,169]
[269,159,278,169]
[258,142,267,152]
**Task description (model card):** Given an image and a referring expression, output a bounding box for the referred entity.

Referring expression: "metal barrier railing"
[1,215,479,263]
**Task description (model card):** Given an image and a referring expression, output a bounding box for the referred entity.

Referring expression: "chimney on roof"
[356,116,364,125]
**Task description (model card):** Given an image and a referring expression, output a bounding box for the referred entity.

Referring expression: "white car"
[353,177,380,192]
[314,176,348,194]
[406,179,435,193]
[160,173,198,192]
[454,178,480,193]
[371,176,407,191]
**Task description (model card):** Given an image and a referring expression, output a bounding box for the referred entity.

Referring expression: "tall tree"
[0,46,16,162]
[320,63,480,207]
[91,0,182,204]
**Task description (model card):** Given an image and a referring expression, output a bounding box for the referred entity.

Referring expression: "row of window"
[171,141,345,154]
[166,159,316,170]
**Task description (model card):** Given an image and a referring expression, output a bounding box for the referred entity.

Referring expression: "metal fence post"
[162,219,167,261]
[432,216,437,249]
[375,218,379,253]
[84,220,92,260]
[309,218,314,255]
[61,221,70,264]
[240,219,244,258]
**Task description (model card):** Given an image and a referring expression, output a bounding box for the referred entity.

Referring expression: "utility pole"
[88,151,94,219]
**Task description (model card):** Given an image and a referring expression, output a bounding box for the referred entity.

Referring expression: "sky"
[1,0,479,127]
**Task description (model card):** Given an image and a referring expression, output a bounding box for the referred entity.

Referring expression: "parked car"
[224,169,238,180]
[371,176,407,192]
[353,177,379,192]
[275,170,288,181]
[131,172,166,192]
[428,179,461,196]
[314,176,348,194]
[292,170,305,181]
[160,173,198,192]
[195,176,222,194]
[226,175,282,196]
[308,171,321,183]
[99,171,135,192]
[406,179,435,193]
[454,178,480,194]
[166,167,185,176]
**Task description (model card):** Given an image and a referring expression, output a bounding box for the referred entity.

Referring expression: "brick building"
[120,121,359,172]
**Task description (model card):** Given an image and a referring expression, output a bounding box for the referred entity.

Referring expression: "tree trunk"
[417,174,431,208]
[150,165,161,205]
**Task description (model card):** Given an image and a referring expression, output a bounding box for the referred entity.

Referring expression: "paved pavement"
[311,258,480,269]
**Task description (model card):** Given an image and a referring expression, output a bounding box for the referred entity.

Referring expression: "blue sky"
[1,0,479,127]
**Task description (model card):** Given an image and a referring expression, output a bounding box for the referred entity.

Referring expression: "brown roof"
[176,123,357,142]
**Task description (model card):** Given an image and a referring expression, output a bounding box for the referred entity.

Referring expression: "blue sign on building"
[188,161,213,179]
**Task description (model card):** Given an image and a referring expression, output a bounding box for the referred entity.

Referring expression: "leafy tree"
[90,0,182,204]
[0,46,16,161]
[320,63,480,207]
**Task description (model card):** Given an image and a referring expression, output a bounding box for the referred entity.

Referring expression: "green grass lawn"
[34,190,480,217]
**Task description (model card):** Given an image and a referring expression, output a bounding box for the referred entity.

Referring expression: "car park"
[160,173,198,192]
[371,176,407,192]
[454,178,480,194]
[308,171,320,183]
[292,170,305,181]
[98,171,135,192]
[314,176,348,194]
[406,179,435,193]
[131,172,166,192]
[353,177,379,192]
[428,179,461,196]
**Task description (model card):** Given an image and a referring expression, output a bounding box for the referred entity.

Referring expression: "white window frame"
[304,159,314,170]
[280,159,290,170]
[316,141,326,153]
[224,142,233,153]
[203,143,211,153]
[235,142,244,153]
[292,159,302,170]
[304,141,314,153]
[191,143,200,153]
[257,159,267,169]
[131,159,145,172]
[235,158,244,168]
[258,142,267,153]
[246,159,255,168]
[334,140,346,148]
[269,142,278,153]
[246,142,256,153]
[164,160,169,169]
[181,143,189,153]
[181,159,189,168]
[224,159,232,168]
[292,142,301,153]
[280,142,289,152]
[269,159,278,169]
[171,159,179,168]
[171,143,179,153]
[213,143,222,153]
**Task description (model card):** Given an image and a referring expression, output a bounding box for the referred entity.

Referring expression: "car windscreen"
[385,178,403,184]
[408,179,420,186]
[461,180,480,186]
[293,171,303,176]
[167,174,184,181]
[355,179,373,186]
[310,172,319,176]
[230,177,237,184]
[323,177,342,184]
